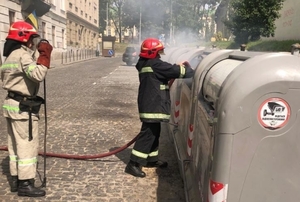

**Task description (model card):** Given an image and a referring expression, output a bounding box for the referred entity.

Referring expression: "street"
[0,56,185,202]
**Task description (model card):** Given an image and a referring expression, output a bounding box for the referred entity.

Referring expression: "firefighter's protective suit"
[125,38,194,177]
[0,21,52,197]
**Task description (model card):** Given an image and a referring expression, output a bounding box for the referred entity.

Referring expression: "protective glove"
[182,61,195,78]
[36,39,53,68]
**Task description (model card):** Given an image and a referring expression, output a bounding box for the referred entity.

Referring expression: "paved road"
[0,57,185,202]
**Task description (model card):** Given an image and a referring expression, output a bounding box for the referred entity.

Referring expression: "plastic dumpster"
[160,47,181,62]
[169,49,300,202]
[167,47,217,161]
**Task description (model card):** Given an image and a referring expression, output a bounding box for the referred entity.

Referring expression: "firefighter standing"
[125,38,195,177]
[0,21,53,197]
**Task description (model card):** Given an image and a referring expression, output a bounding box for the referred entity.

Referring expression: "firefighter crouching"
[125,38,195,177]
[0,21,53,197]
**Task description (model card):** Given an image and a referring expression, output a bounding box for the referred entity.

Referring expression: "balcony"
[21,0,51,17]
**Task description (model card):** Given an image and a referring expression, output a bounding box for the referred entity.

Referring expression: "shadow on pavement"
[1,156,11,190]
[156,123,185,202]
[109,147,132,165]
[113,122,185,202]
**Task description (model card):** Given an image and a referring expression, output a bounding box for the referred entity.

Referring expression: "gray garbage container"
[169,49,300,202]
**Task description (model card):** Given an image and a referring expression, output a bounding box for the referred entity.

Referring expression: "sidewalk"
[0,57,185,202]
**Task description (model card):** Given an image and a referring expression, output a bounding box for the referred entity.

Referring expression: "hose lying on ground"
[0,135,138,160]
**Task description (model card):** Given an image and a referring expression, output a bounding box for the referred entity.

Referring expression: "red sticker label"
[258,98,290,130]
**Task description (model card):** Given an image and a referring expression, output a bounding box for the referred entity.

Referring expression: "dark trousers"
[130,122,161,166]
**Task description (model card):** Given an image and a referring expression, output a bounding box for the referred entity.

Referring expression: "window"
[41,22,46,39]
[52,26,55,48]
[9,10,15,25]
[61,0,65,11]
[103,41,112,49]
[62,29,65,48]
[78,25,84,40]
[69,3,72,9]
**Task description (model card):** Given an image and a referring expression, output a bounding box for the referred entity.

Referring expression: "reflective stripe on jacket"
[132,149,159,159]
[1,45,48,120]
[136,57,187,123]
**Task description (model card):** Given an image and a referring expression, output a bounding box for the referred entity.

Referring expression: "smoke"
[122,0,205,46]
[172,29,202,47]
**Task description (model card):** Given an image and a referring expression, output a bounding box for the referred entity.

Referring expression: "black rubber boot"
[125,160,146,178]
[18,179,46,197]
[146,160,168,168]
[10,176,19,192]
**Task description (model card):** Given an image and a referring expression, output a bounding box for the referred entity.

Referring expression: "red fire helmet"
[6,21,40,43]
[139,38,165,59]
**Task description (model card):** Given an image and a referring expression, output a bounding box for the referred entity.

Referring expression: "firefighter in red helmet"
[125,38,194,177]
[1,21,52,197]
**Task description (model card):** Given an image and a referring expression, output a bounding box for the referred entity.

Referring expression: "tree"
[105,0,222,44]
[122,0,140,42]
[99,0,109,36]
[122,0,170,40]
[99,0,126,42]
[225,0,284,44]
[215,0,231,38]
[110,0,125,43]
[171,0,220,43]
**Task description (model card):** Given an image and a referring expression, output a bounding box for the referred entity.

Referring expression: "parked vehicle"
[122,46,139,66]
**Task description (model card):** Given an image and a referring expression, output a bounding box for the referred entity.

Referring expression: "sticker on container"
[258,98,290,130]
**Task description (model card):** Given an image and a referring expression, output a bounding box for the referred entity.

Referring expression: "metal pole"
[41,79,47,187]
[106,2,108,36]
[139,5,142,45]
[170,0,173,45]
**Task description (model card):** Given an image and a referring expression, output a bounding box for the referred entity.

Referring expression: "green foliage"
[118,38,299,54]
[247,40,299,52]
[114,43,129,53]
[122,0,140,29]
[214,31,223,41]
[118,0,221,43]
[225,0,284,44]
[99,0,109,34]
[209,40,300,52]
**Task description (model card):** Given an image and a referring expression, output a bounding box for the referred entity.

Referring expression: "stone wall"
[270,0,300,40]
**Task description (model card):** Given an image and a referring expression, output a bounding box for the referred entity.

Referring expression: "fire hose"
[0,133,138,188]
[0,75,138,188]
[0,135,138,159]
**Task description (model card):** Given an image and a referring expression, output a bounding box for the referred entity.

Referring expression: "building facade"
[41,0,67,50]
[0,0,100,65]
[66,0,99,50]
[0,0,67,62]
[0,0,24,62]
